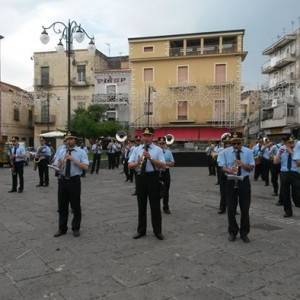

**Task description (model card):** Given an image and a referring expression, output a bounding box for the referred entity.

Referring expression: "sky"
[0,0,300,90]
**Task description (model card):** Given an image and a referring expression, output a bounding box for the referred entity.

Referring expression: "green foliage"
[70,104,122,138]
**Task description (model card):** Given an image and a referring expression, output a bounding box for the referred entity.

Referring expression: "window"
[106,84,116,95]
[144,102,153,115]
[178,66,188,84]
[41,66,49,86]
[177,101,188,120]
[77,65,86,82]
[28,109,33,124]
[13,108,20,121]
[144,68,153,82]
[290,85,295,96]
[106,110,117,121]
[215,64,226,83]
[41,104,49,123]
[144,46,154,52]
[213,99,225,121]
[77,102,86,109]
[287,105,294,117]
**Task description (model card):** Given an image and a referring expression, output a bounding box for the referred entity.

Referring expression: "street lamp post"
[39,20,95,131]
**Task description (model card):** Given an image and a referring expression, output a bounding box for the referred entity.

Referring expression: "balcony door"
[213,99,225,121]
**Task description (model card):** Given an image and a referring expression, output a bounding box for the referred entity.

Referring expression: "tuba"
[116,131,127,143]
[165,134,175,146]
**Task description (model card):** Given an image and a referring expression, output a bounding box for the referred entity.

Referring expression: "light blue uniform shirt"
[277,145,298,172]
[55,146,89,177]
[262,146,271,160]
[10,144,26,162]
[270,143,281,159]
[217,146,255,177]
[163,148,175,169]
[293,141,300,173]
[253,143,263,157]
[128,143,165,173]
[38,145,51,157]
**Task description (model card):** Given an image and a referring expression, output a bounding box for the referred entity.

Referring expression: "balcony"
[168,82,197,91]
[92,93,129,105]
[222,43,237,53]
[264,73,296,90]
[203,44,219,55]
[262,52,296,74]
[34,78,54,88]
[34,114,56,124]
[71,77,92,87]
[186,46,201,56]
[169,47,184,57]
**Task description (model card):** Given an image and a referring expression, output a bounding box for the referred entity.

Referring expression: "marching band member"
[274,135,300,217]
[214,141,223,185]
[217,134,231,214]
[36,137,51,187]
[270,140,282,198]
[158,136,175,215]
[253,137,263,181]
[205,141,216,176]
[53,133,89,238]
[131,136,141,196]
[218,132,255,243]
[128,127,166,240]
[107,139,117,169]
[91,140,102,174]
[261,137,272,186]
[8,136,26,193]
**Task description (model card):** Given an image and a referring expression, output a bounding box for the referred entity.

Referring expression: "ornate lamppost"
[39,20,96,131]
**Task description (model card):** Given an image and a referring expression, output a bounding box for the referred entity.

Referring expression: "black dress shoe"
[73,230,80,237]
[284,212,293,218]
[54,231,67,237]
[133,232,146,239]
[228,234,236,242]
[241,236,250,243]
[163,208,171,214]
[154,233,164,240]
[218,209,226,214]
[8,189,17,193]
[17,189,23,193]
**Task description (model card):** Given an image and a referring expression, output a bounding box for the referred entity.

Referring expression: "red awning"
[135,127,230,141]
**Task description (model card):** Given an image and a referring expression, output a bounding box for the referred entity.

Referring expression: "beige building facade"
[0,81,34,145]
[128,29,247,141]
[33,49,129,147]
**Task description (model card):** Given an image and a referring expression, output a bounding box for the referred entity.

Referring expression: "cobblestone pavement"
[0,165,300,300]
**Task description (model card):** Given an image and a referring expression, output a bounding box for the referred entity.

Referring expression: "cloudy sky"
[1,0,299,90]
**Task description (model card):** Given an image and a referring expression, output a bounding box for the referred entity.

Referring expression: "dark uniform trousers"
[107,153,115,169]
[136,172,162,235]
[38,158,49,185]
[261,157,271,185]
[280,172,300,214]
[58,175,81,232]
[226,176,251,237]
[12,161,24,191]
[208,156,216,175]
[254,161,263,180]
[161,169,171,210]
[219,171,227,211]
[270,162,281,194]
[91,153,101,174]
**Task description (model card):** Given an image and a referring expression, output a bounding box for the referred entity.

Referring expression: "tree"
[70,104,122,139]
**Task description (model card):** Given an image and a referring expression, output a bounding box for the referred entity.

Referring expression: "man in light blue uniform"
[53,133,89,238]
[8,136,26,193]
[274,136,300,217]
[158,136,175,214]
[252,137,263,181]
[128,127,166,240]
[36,137,52,187]
[261,138,272,186]
[270,141,282,198]
[218,132,255,243]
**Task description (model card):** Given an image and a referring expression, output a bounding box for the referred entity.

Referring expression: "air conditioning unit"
[271,99,278,108]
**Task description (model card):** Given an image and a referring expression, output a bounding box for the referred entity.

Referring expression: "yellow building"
[128,29,247,141]
[0,81,34,145]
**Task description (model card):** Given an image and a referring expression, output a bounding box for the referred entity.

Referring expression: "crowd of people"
[7,130,300,244]
[206,133,300,243]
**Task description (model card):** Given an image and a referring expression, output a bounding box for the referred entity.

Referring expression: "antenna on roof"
[291,20,295,31]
